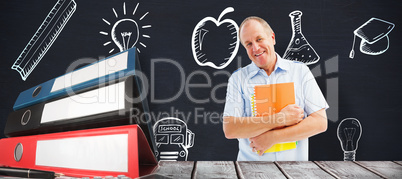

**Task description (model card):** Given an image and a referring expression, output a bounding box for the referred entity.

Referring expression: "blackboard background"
[1,0,401,161]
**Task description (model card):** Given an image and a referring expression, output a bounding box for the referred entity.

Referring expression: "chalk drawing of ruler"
[11,0,77,81]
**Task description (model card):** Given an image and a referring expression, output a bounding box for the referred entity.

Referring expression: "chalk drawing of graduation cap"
[349,17,395,59]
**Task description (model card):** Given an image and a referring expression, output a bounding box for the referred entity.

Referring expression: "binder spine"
[5,76,136,137]
[13,47,137,111]
[0,125,155,178]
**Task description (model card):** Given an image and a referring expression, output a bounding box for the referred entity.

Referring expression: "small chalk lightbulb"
[111,19,139,52]
[337,118,362,161]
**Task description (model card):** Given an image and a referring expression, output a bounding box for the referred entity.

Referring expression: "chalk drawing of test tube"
[11,0,77,81]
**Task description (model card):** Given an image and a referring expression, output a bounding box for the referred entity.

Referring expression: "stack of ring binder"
[1,47,158,178]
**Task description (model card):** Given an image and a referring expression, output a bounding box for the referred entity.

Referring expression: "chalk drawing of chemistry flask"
[283,10,320,65]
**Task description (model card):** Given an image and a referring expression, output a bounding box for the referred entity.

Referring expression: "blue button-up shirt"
[223,54,329,161]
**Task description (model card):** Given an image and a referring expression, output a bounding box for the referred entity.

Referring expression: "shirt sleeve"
[223,73,245,117]
[301,65,329,116]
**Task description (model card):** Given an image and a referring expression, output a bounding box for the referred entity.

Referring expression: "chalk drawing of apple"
[191,7,239,69]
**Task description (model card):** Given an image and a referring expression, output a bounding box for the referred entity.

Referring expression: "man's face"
[240,20,276,70]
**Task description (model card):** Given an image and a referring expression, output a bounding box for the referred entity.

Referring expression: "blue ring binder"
[13,47,137,111]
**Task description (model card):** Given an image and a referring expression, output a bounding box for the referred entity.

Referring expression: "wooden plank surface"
[153,161,194,179]
[236,161,286,179]
[316,161,382,178]
[152,161,402,179]
[357,161,402,179]
[394,161,402,166]
[194,161,238,179]
[276,161,336,179]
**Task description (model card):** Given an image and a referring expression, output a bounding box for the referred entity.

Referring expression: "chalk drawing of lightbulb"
[337,118,362,161]
[112,19,139,52]
[100,2,151,54]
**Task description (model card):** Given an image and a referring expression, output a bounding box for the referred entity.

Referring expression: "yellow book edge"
[262,141,297,153]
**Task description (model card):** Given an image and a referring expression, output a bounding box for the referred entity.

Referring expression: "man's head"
[239,16,277,70]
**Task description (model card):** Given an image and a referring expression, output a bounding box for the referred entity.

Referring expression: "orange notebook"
[251,82,297,153]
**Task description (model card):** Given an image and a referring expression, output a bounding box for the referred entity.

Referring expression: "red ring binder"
[0,125,157,178]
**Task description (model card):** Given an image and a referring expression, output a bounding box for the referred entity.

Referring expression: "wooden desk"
[153,161,402,178]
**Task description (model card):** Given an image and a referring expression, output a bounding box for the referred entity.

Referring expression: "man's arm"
[249,108,327,155]
[223,104,304,139]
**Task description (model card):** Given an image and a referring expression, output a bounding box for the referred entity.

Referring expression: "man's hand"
[249,108,328,156]
[249,131,276,156]
[278,104,304,127]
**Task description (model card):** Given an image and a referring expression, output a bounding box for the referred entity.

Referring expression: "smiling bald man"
[223,16,329,161]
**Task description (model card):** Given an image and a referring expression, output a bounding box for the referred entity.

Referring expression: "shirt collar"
[249,53,289,78]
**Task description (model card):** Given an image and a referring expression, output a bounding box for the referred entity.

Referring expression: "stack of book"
[0,47,157,178]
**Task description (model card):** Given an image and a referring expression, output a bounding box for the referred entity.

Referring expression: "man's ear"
[272,32,276,45]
